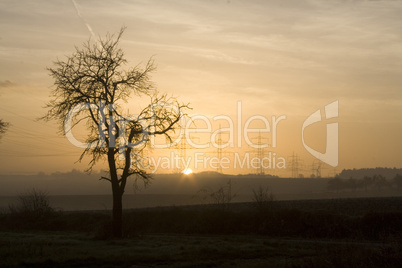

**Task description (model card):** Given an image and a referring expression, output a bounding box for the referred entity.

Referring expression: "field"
[0,197,401,267]
[1,232,400,267]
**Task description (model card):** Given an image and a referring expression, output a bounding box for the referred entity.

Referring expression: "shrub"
[198,180,236,210]
[8,188,54,220]
[251,185,274,212]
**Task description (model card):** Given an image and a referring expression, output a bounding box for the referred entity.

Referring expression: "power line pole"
[288,153,301,178]
[255,132,269,175]
[171,133,198,173]
[216,124,223,173]
[315,161,321,178]
[246,132,269,175]
[311,160,328,178]
[329,167,337,178]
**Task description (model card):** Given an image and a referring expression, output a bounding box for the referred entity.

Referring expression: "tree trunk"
[112,186,123,238]
[108,146,123,238]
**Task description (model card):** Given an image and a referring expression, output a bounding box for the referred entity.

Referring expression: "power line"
[288,153,302,178]
[311,160,322,178]
[0,107,51,128]
[248,132,269,175]
[216,124,223,173]
[209,124,232,174]
[168,132,199,173]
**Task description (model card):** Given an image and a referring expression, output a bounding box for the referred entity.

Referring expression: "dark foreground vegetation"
[1,197,401,267]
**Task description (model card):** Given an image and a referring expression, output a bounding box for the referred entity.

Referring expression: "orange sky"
[0,0,401,176]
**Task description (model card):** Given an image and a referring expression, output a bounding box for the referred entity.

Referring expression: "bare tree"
[9,188,54,218]
[43,28,188,237]
[251,185,274,212]
[198,180,236,210]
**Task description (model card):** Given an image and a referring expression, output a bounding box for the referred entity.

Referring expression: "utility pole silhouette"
[330,167,338,178]
[178,136,188,171]
[216,125,223,173]
[311,160,322,178]
[207,124,231,174]
[254,132,269,175]
[310,160,329,178]
[170,133,198,173]
[246,132,269,175]
[288,153,301,178]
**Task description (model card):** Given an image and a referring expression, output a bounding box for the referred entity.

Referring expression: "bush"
[198,180,236,210]
[6,189,56,229]
[251,185,274,212]
[9,189,54,216]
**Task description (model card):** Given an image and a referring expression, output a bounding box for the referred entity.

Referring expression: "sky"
[0,0,401,176]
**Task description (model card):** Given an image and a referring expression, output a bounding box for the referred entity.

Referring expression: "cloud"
[71,0,96,40]
[0,80,13,88]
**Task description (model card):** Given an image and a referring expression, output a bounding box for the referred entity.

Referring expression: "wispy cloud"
[71,0,96,40]
[0,80,13,88]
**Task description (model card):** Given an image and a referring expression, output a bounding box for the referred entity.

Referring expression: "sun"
[182,168,193,175]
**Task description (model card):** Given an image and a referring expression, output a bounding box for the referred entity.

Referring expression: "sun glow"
[182,168,193,175]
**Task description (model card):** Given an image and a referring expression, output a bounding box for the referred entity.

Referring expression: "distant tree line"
[339,167,402,180]
[328,174,402,193]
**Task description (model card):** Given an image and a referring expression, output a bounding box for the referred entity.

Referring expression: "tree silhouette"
[361,176,373,192]
[43,28,188,237]
[0,119,9,139]
[327,176,346,193]
[347,177,358,192]
[392,174,402,190]
[373,174,389,191]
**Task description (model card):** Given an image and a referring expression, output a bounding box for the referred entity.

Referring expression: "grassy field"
[0,231,400,267]
[0,197,401,267]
